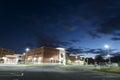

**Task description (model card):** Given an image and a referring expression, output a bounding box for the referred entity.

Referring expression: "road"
[0,64,120,80]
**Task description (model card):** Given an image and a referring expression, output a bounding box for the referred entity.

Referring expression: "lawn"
[93,67,120,74]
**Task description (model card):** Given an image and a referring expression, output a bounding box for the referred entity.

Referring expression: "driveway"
[0,65,120,80]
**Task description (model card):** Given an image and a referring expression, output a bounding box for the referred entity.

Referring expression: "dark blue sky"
[0,0,120,55]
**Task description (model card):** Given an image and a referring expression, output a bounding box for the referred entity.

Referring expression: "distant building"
[0,48,14,58]
[0,48,14,63]
[0,47,85,65]
[3,54,23,64]
[0,48,23,64]
[68,55,85,65]
[25,47,68,65]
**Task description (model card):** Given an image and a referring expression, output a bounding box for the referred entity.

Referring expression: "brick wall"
[0,48,14,58]
[26,47,60,63]
[43,47,59,63]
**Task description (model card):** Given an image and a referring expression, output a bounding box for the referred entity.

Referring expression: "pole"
[107,49,111,64]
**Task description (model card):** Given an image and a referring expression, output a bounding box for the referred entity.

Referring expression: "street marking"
[21,73,24,76]
[0,72,24,77]
[13,79,19,80]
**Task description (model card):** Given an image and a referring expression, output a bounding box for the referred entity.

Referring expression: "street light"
[26,48,30,52]
[25,48,30,63]
[104,44,109,49]
[104,44,111,64]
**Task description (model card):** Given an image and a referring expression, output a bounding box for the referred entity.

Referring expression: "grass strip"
[93,67,120,74]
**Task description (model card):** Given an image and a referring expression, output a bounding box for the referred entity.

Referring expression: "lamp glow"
[104,44,109,49]
[26,48,30,52]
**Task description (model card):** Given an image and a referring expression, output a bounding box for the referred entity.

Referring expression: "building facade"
[0,48,15,63]
[3,54,23,64]
[0,48,23,64]
[25,47,68,65]
[0,48,14,58]
[68,55,85,65]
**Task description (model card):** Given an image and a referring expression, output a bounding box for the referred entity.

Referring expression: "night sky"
[0,0,120,56]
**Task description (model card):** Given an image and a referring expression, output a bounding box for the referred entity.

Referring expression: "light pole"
[25,48,30,57]
[25,48,30,63]
[104,44,111,64]
[75,56,78,60]
[92,57,95,65]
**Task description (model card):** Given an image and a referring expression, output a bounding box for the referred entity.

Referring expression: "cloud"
[69,39,80,43]
[111,37,120,41]
[67,47,103,54]
[84,0,120,40]
[64,25,78,31]
[88,16,120,40]
[33,32,80,48]
[95,16,120,35]
[34,32,63,47]
[87,31,101,39]
[21,0,120,41]
[85,49,105,54]
[67,47,85,54]
[111,52,120,56]
[67,47,118,55]
[112,33,120,36]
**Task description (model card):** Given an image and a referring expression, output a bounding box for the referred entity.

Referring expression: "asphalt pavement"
[0,64,120,80]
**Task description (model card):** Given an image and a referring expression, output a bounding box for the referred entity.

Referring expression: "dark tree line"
[85,55,120,65]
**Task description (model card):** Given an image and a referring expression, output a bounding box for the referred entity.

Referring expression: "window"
[18,56,22,58]
[61,54,63,58]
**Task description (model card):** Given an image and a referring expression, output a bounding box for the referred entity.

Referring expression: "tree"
[111,56,120,63]
[95,55,104,64]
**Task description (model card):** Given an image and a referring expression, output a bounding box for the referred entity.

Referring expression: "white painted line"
[13,79,19,80]
[21,73,24,76]
[0,72,24,77]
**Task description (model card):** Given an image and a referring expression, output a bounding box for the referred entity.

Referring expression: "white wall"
[56,48,66,65]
